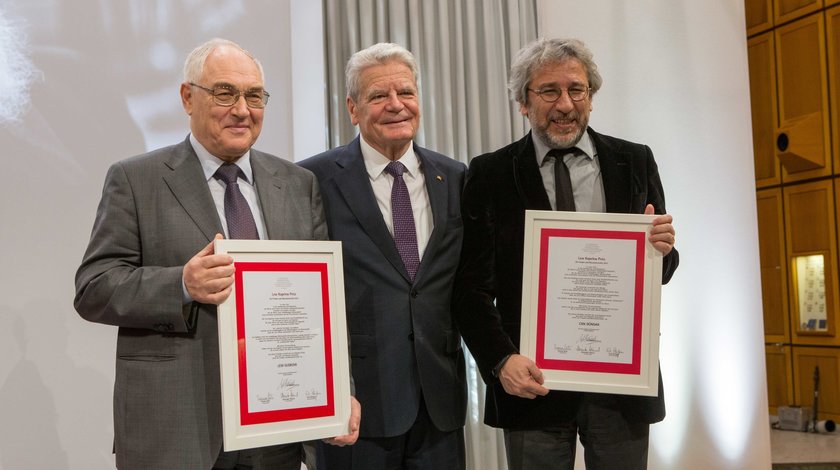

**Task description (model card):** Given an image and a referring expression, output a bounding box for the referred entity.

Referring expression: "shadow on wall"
[0,316,67,468]
[0,307,115,469]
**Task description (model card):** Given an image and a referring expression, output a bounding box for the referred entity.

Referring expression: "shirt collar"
[359,134,420,179]
[534,130,597,166]
[190,133,254,183]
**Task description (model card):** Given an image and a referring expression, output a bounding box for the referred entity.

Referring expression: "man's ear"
[346,96,359,125]
[180,83,193,115]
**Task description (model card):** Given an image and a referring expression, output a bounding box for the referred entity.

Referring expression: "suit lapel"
[590,130,633,214]
[162,138,223,242]
[512,133,553,211]
[334,138,409,280]
[414,147,447,283]
[251,151,287,239]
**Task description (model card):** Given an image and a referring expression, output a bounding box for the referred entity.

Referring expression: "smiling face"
[180,45,264,162]
[521,58,592,150]
[347,60,420,160]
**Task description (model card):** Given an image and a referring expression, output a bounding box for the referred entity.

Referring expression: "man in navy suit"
[453,38,679,470]
[299,43,467,469]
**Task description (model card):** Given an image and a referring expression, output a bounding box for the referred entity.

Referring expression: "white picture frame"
[215,239,351,450]
[520,210,663,397]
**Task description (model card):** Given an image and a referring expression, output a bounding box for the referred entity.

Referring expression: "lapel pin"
[436,175,443,181]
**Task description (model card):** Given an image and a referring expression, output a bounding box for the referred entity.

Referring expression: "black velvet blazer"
[453,129,679,429]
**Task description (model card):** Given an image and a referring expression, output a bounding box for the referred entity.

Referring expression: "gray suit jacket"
[74,137,327,470]
[299,137,467,438]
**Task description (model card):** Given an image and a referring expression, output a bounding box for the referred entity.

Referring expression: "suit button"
[408,332,414,341]
[410,290,418,299]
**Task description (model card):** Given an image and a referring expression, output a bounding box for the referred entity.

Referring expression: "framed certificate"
[520,210,663,397]
[215,239,351,451]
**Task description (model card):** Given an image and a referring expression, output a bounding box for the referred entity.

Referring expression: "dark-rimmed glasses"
[190,82,270,108]
[527,87,590,103]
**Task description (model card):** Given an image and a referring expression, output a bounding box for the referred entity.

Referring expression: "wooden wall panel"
[792,347,840,422]
[747,0,774,35]
[776,14,831,182]
[776,0,824,23]
[785,180,840,345]
[758,189,790,342]
[749,34,781,187]
[767,345,795,414]
[829,6,840,176]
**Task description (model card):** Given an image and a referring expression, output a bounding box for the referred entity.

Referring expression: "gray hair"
[183,38,264,84]
[345,42,419,102]
[508,38,603,105]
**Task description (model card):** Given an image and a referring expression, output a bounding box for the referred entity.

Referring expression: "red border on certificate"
[233,262,335,425]
[534,228,645,375]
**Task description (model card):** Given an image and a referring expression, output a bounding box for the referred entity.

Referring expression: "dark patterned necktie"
[384,161,420,281]
[549,148,576,211]
[214,163,259,240]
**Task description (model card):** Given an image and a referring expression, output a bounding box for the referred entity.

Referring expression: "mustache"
[549,111,580,121]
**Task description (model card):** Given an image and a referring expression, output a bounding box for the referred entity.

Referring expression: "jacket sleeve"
[452,157,518,383]
[73,162,191,333]
[642,145,679,285]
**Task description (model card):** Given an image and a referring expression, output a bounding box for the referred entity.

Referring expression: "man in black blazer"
[453,38,679,470]
[300,43,467,469]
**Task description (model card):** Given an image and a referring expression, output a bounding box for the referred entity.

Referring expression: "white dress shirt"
[533,131,605,213]
[190,134,268,240]
[359,135,433,260]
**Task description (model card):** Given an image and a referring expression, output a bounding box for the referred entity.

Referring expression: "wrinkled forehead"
[360,61,417,90]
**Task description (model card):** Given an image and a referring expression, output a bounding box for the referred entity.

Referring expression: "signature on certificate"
[278,377,299,391]
[575,343,601,355]
[255,392,275,405]
[280,390,299,402]
[553,344,572,354]
[305,388,323,401]
[278,377,300,401]
[606,347,624,358]
[577,333,602,345]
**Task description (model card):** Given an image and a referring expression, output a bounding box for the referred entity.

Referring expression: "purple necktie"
[549,148,576,211]
[384,161,420,281]
[214,163,259,240]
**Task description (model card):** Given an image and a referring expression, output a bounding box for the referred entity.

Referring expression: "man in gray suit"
[75,38,359,470]
[299,43,467,469]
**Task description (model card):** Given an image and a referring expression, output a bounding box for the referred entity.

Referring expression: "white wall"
[0,1,324,468]
[536,1,771,468]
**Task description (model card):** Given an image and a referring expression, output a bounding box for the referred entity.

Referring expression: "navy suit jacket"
[299,137,468,437]
[453,129,679,429]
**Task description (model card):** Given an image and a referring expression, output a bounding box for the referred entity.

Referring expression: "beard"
[531,109,588,149]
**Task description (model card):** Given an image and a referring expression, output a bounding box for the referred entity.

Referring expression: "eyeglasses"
[527,86,590,103]
[190,82,270,108]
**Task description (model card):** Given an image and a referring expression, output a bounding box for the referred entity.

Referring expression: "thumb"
[197,233,224,257]
[644,204,655,215]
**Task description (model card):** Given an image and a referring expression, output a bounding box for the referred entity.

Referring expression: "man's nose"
[553,91,575,112]
[230,94,250,114]
[385,91,404,110]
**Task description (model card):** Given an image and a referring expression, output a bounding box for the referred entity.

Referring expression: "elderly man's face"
[521,58,592,149]
[181,45,264,162]
[347,60,420,160]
